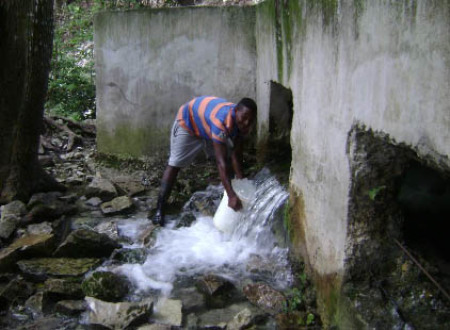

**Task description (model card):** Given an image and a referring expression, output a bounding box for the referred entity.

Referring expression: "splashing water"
[114,168,292,296]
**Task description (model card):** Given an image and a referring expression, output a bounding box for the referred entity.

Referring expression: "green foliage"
[306,312,315,325]
[46,1,101,120]
[368,185,386,201]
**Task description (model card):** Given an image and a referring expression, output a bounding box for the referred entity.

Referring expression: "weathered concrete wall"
[258,0,449,326]
[95,7,256,157]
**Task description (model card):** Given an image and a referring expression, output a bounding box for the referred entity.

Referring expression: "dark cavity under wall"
[343,126,450,329]
[259,81,293,185]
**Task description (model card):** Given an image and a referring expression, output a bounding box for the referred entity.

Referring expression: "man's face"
[236,106,255,136]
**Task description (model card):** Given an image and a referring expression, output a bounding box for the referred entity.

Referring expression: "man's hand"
[228,193,243,211]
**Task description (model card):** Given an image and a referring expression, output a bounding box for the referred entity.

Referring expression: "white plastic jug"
[213,178,256,234]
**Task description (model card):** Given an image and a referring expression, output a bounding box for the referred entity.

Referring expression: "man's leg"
[153,165,180,226]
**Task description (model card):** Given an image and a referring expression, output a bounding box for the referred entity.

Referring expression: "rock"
[81,271,130,302]
[17,258,101,281]
[25,192,77,223]
[111,248,147,264]
[70,215,104,230]
[24,292,48,318]
[100,196,135,216]
[44,278,84,299]
[138,226,159,248]
[114,180,146,197]
[54,299,86,316]
[183,186,222,216]
[12,316,76,330]
[152,298,182,327]
[26,222,53,235]
[243,283,286,315]
[176,287,205,313]
[0,234,55,272]
[0,277,35,309]
[85,197,102,207]
[196,274,240,308]
[53,228,121,258]
[137,324,172,330]
[197,302,261,329]
[85,177,118,201]
[85,296,153,329]
[94,220,120,241]
[0,200,27,239]
[176,212,197,228]
[227,308,254,330]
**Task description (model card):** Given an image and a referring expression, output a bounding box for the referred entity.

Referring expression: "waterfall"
[114,168,292,296]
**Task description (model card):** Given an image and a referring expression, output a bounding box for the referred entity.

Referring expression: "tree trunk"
[0,0,63,203]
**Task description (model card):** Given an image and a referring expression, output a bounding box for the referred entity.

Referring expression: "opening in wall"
[344,126,450,329]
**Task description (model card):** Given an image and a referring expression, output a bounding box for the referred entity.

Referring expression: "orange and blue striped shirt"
[177,96,238,144]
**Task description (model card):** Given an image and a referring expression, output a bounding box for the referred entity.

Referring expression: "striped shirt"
[177,96,238,144]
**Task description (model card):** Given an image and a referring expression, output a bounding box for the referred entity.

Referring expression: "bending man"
[152,96,257,226]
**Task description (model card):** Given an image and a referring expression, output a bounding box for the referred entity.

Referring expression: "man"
[152,95,257,226]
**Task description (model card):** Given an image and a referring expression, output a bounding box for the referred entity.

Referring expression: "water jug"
[213,178,256,233]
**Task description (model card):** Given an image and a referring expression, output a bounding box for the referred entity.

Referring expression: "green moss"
[97,123,169,158]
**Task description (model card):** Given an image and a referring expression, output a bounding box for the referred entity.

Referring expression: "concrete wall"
[95,6,256,157]
[265,0,449,325]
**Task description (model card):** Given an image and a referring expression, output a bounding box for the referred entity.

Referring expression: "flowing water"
[109,169,292,299]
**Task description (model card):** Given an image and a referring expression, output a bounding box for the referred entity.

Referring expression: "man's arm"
[230,135,244,179]
[213,141,243,211]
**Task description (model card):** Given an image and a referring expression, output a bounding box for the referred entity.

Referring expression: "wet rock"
[183,187,222,216]
[0,277,35,309]
[176,287,205,313]
[243,283,286,315]
[0,234,55,271]
[115,180,146,197]
[197,302,263,329]
[84,296,153,329]
[44,278,84,300]
[152,298,182,327]
[54,299,86,316]
[94,220,120,241]
[111,248,147,264]
[100,196,135,216]
[17,258,101,281]
[70,215,104,230]
[0,200,27,239]
[138,226,159,248]
[53,228,121,258]
[196,274,240,308]
[176,212,197,228]
[85,177,118,201]
[81,271,130,302]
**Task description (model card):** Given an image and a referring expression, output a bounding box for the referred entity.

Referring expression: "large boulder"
[17,258,101,281]
[0,200,27,239]
[242,283,286,315]
[85,177,118,201]
[111,248,147,264]
[81,271,130,302]
[84,296,153,329]
[53,228,121,258]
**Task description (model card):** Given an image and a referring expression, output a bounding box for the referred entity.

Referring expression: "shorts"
[168,121,215,168]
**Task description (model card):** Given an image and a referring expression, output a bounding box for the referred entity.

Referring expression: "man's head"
[235,97,257,136]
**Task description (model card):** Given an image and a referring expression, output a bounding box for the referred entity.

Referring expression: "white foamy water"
[114,170,292,296]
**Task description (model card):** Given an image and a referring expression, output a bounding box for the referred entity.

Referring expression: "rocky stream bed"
[0,117,319,329]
